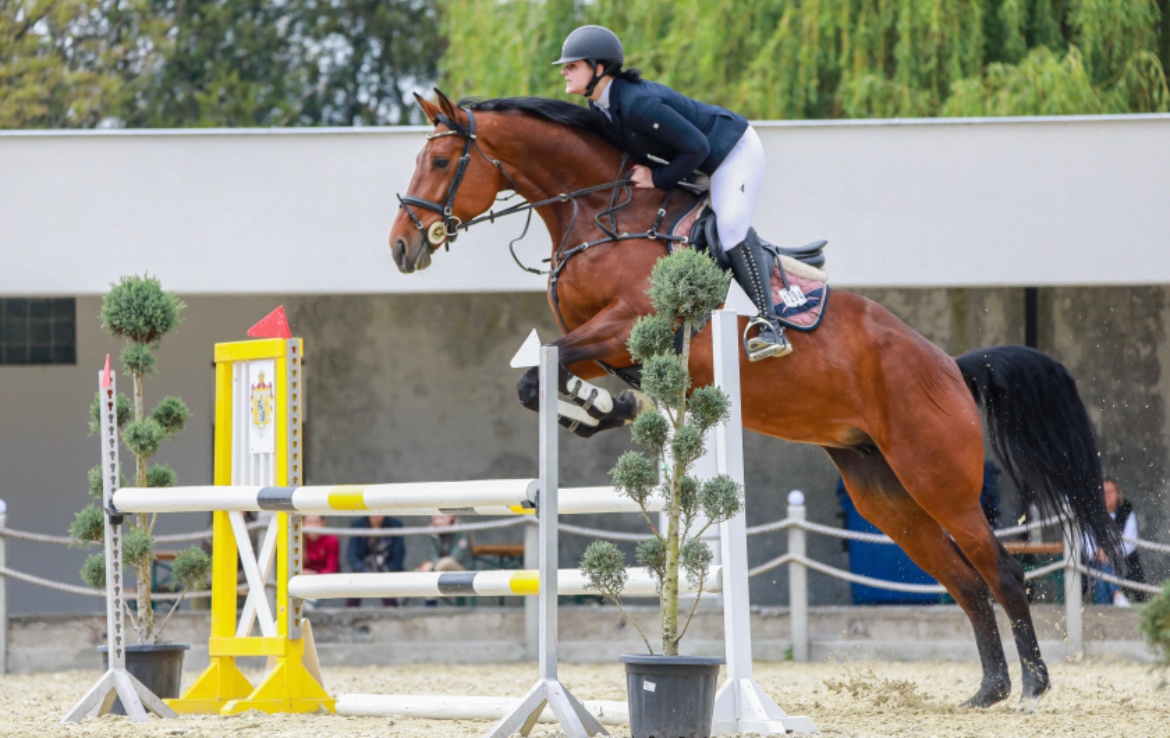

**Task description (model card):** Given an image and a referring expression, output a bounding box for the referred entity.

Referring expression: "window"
[0,298,76,365]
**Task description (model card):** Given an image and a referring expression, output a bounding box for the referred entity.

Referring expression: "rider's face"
[561,60,596,97]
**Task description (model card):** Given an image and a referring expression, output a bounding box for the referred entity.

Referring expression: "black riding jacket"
[590,77,749,190]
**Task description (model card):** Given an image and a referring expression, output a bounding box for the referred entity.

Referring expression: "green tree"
[118,0,300,127]
[3,0,442,129]
[120,0,442,127]
[438,0,1169,118]
[0,0,165,127]
[298,0,444,126]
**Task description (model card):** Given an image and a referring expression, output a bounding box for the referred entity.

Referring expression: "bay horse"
[389,90,1121,710]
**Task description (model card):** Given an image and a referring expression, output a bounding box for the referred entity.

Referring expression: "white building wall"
[2,114,1168,296]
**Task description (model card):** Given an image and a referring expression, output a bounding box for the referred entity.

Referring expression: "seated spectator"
[346,515,405,607]
[416,514,473,573]
[302,514,340,575]
[1084,477,1146,607]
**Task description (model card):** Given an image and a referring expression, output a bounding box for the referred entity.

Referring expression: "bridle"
[396,108,486,249]
[396,104,691,273]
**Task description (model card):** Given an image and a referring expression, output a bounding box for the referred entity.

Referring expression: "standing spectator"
[416,514,473,573]
[346,515,405,607]
[302,515,340,575]
[1085,478,1146,606]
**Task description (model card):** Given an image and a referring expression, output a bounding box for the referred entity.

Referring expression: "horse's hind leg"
[922,502,1049,710]
[881,445,1051,711]
[827,447,1013,707]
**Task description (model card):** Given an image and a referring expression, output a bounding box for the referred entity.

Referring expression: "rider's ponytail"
[610,65,642,83]
[617,68,645,83]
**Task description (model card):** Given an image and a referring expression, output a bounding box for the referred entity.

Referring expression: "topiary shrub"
[579,249,743,655]
[69,274,211,644]
[1139,580,1170,673]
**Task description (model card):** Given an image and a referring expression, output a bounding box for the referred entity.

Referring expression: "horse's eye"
[433,156,450,169]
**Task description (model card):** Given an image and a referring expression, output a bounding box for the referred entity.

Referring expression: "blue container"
[837,479,940,605]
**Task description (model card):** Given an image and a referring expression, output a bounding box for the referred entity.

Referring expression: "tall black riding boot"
[725,236,793,361]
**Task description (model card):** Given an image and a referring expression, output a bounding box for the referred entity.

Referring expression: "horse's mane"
[458,97,608,137]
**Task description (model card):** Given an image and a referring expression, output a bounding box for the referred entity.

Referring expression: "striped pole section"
[112,482,664,516]
[288,566,722,600]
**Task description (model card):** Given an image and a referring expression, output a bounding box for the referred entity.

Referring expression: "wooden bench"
[1003,541,1066,604]
[470,541,525,570]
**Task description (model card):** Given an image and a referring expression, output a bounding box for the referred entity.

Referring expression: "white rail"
[288,566,721,600]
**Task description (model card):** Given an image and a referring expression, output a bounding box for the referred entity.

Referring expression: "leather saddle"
[687,207,827,271]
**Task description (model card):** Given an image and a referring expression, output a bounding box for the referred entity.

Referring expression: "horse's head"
[390,89,506,273]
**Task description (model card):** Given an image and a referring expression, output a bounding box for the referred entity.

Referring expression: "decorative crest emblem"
[250,371,275,436]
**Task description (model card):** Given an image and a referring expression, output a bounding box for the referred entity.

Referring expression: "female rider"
[554,25,791,361]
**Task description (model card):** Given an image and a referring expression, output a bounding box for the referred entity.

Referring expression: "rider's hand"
[630,165,656,189]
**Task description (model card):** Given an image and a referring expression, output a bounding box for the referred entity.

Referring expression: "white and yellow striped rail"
[112,482,665,516]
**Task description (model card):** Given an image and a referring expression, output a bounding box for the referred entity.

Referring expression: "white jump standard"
[63,367,178,724]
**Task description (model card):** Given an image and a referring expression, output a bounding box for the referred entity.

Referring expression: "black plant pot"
[620,653,724,738]
[98,642,189,715]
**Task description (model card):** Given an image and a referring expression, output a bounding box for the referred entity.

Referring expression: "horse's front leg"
[518,364,646,437]
[516,308,648,438]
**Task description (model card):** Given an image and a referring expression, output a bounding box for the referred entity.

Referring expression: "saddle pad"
[668,199,829,332]
[771,265,829,332]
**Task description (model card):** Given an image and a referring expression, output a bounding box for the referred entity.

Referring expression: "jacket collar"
[589,77,623,119]
[606,76,624,117]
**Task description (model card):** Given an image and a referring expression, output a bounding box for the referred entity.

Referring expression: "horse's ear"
[414,92,442,125]
[433,88,460,122]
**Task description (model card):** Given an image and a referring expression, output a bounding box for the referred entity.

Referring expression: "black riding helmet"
[552,25,624,97]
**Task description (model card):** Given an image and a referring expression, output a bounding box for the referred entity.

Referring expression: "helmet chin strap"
[583,61,604,98]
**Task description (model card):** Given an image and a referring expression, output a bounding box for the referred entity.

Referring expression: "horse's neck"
[487,118,634,239]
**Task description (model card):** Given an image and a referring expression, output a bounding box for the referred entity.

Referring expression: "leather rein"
[396,105,689,378]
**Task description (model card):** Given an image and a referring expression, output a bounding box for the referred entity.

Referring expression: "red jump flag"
[247,306,292,339]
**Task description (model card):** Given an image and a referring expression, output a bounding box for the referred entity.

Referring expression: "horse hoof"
[960,683,1011,709]
[1014,696,1040,714]
[621,389,652,414]
[1014,683,1050,714]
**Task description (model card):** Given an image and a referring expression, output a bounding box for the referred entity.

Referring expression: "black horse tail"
[956,345,1121,566]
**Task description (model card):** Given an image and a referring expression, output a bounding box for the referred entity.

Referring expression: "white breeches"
[709,125,765,252]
